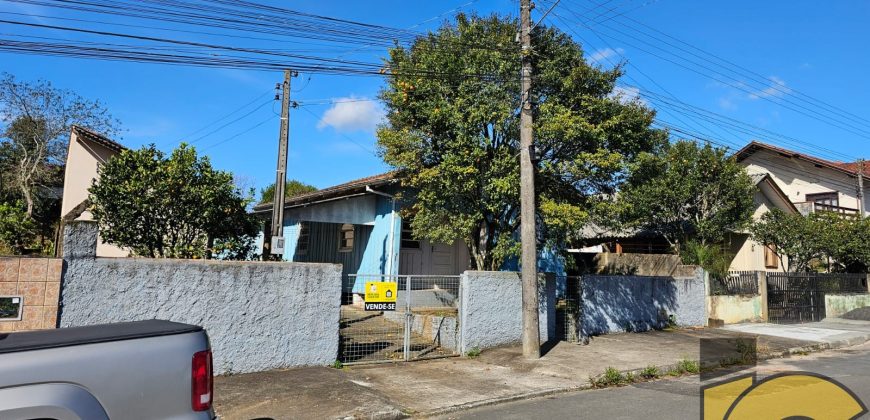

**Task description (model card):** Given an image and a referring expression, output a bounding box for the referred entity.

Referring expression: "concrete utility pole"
[270,69,297,256]
[519,0,541,359]
[859,159,866,217]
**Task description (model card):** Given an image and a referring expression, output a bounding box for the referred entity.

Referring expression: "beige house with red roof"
[728,141,869,271]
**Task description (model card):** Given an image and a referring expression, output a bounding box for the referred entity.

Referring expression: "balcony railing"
[794,201,859,217]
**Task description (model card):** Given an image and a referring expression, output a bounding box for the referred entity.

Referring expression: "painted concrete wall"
[355,195,401,291]
[61,221,342,375]
[707,295,763,324]
[825,294,870,318]
[580,268,707,336]
[458,271,555,353]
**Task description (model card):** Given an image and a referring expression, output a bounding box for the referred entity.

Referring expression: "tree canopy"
[751,209,870,272]
[0,73,119,254]
[89,144,259,259]
[377,14,666,270]
[258,178,318,204]
[619,140,755,249]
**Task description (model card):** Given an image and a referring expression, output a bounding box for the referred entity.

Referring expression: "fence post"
[403,275,411,361]
[758,271,768,322]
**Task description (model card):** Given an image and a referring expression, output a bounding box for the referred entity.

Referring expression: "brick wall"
[0,257,62,332]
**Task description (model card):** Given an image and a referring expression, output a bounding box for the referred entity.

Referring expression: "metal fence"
[339,274,460,364]
[767,272,868,324]
[710,271,760,295]
[555,276,581,343]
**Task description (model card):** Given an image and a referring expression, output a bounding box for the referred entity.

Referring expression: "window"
[339,224,354,252]
[806,192,839,207]
[401,221,420,249]
[0,296,22,321]
[764,245,779,269]
[296,222,309,256]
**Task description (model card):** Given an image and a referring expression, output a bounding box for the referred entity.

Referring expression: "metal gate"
[339,274,460,364]
[767,273,867,324]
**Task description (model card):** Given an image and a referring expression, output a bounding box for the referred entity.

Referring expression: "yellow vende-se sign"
[364,281,397,311]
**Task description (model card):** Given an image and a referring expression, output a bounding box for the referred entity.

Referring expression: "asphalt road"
[440,341,870,419]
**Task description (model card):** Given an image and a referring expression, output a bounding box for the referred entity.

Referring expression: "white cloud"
[318,97,385,133]
[610,86,645,105]
[719,95,737,111]
[748,76,791,100]
[588,47,625,65]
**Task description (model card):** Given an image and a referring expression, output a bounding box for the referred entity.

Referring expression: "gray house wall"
[60,221,342,375]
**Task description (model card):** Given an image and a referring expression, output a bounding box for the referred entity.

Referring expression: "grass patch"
[667,358,700,376]
[330,360,344,369]
[590,367,628,388]
[640,365,660,380]
[465,347,481,359]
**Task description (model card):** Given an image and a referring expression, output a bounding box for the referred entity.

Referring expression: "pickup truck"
[0,319,215,420]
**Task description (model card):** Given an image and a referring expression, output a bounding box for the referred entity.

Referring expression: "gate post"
[758,271,769,322]
[403,275,411,361]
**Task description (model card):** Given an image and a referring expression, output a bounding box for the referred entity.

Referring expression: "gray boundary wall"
[60,221,341,375]
[459,271,555,353]
[580,267,706,336]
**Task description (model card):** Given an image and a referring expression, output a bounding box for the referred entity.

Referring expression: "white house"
[729,141,869,271]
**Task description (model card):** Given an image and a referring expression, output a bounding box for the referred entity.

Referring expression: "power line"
[200,114,276,151]
[166,88,272,145]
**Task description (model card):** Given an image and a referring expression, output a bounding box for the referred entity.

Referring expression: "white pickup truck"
[0,319,215,420]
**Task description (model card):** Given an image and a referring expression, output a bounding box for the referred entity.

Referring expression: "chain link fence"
[339,274,460,364]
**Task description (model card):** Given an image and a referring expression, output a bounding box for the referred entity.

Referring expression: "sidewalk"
[213,319,870,419]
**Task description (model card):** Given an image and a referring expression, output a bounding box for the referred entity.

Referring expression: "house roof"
[749,172,799,214]
[734,140,868,180]
[253,171,398,213]
[71,125,126,152]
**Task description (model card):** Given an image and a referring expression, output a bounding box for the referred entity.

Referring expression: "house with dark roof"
[729,140,870,271]
[58,125,129,257]
[252,172,568,297]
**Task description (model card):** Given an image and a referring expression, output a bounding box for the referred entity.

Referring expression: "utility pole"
[859,159,866,217]
[269,69,297,258]
[519,0,541,359]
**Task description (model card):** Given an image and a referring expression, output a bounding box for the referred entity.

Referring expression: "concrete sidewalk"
[213,320,870,419]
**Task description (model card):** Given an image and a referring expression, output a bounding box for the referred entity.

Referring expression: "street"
[441,341,870,419]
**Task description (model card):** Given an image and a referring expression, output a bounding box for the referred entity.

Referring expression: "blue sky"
[2,0,869,195]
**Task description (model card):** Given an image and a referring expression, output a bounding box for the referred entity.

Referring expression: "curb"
[409,331,870,418]
[415,385,588,418]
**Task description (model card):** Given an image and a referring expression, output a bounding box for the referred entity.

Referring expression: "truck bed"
[0,319,203,354]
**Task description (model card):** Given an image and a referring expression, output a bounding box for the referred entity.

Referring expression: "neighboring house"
[729,140,870,271]
[57,125,129,257]
[726,172,799,272]
[253,172,566,295]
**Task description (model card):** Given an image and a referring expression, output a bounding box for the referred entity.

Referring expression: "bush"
[679,241,733,280]
[0,201,36,254]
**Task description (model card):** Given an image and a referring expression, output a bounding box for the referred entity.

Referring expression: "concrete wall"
[580,267,707,336]
[458,271,555,353]
[0,257,62,332]
[825,294,870,318]
[707,295,763,324]
[61,221,342,375]
[593,253,683,276]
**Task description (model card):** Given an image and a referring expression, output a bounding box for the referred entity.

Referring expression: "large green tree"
[377,14,666,270]
[258,178,318,204]
[749,209,822,272]
[89,144,260,259]
[0,73,119,216]
[619,140,755,249]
